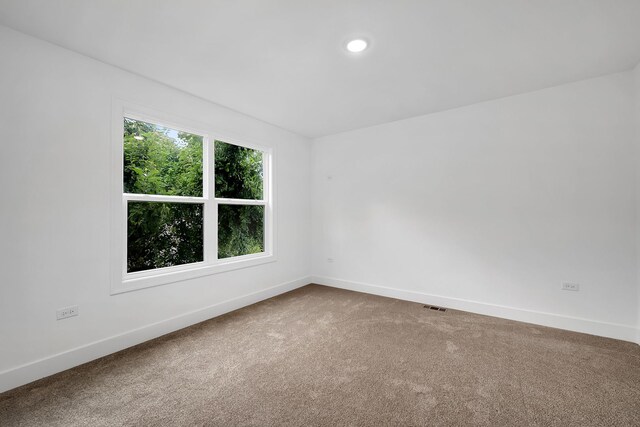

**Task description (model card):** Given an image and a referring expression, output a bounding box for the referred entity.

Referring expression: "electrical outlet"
[327,258,334,263]
[57,305,79,320]
[561,282,579,292]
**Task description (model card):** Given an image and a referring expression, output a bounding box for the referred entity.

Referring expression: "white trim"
[0,276,311,394]
[117,254,276,294]
[203,137,215,265]
[215,198,266,205]
[311,276,640,344]
[124,194,205,204]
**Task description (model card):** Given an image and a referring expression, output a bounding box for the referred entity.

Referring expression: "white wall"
[311,71,638,342]
[0,26,312,392]
[635,63,640,343]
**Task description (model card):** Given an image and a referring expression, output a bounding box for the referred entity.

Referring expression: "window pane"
[127,202,204,273]
[218,204,264,259]
[124,117,203,197]
[215,140,263,200]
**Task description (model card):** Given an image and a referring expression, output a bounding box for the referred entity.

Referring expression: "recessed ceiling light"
[346,39,368,53]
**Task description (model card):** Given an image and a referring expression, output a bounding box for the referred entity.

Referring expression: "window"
[111,105,274,293]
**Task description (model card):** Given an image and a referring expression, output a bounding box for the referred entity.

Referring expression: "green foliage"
[215,140,263,199]
[124,118,205,272]
[215,141,265,258]
[218,205,264,259]
[123,118,203,197]
[127,202,203,273]
[123,119,265,272]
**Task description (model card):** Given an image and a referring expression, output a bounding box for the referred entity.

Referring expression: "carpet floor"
[1,284,639,426]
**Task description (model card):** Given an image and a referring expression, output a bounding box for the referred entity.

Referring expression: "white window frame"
[110,100,276,294]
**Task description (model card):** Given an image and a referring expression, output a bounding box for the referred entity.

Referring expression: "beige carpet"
[1,284,639,426]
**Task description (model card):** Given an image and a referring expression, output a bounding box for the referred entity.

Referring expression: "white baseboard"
[0,276,310,394]
[312,275,639,345]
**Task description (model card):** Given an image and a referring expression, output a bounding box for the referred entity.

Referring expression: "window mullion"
[124,193,205,204]
[214,198,266,206]
[263,149,271,256]
[203,137,216,264]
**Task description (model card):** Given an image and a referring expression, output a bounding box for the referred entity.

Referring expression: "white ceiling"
[1,1,640,138]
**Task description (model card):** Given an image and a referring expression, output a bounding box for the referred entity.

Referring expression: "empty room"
[1,1,639,425]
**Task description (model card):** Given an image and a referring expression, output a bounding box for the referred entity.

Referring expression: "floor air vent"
[424,305,447,312]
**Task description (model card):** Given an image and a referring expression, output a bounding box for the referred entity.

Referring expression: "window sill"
[111,253,276,295]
